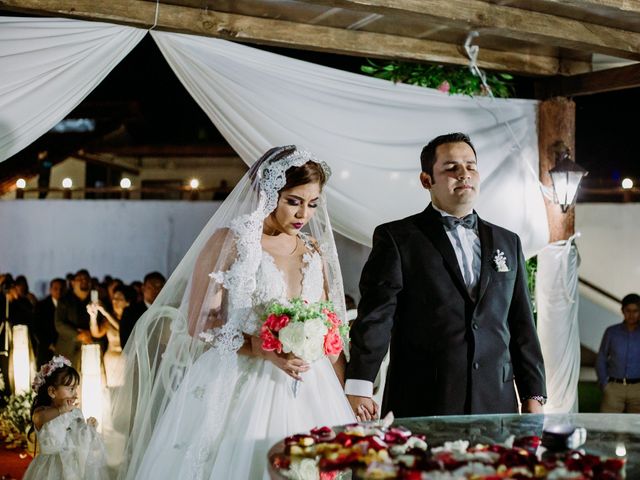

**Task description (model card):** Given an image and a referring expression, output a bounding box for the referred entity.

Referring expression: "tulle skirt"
[132,351,355,479]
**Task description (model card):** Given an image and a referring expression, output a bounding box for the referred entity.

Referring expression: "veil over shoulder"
[106,146,349,479]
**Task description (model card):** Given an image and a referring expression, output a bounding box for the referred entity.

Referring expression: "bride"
[108,146,356,479]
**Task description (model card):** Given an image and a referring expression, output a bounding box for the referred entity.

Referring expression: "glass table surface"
[268,413,640,478]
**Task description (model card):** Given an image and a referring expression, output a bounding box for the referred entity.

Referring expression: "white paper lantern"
[11,325,30,394]
[81,344,103,427]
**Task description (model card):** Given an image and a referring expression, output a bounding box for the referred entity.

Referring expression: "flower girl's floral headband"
[32,355,72,392]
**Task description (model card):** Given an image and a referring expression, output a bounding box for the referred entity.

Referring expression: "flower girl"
[23,355,110,480]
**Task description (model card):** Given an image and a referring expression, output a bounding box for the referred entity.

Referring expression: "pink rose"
[260,325,282,353]
[264,314,290,332]
[323,327,343,356]
[323,309,341,328]
[437,80,450,93]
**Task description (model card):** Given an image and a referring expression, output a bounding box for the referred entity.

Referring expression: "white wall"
[575,203,638,351]
[0,200,370,300]
[0,200,217,296]
[576,203,640,300]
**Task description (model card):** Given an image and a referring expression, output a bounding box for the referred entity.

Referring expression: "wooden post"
[538,97,577,243]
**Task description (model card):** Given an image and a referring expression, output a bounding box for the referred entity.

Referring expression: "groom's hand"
[347,395,379,422]
[521,398,544,414]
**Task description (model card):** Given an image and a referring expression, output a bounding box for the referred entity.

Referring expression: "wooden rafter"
[0,0,559,75]
[294,0,640,61]
[535,62,640,98]
[529,0,640,15]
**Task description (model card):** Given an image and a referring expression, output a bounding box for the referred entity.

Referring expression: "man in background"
[597,293,640,413]
[120,271,166,347]
[34,278,66,366]
[55,269,93,368]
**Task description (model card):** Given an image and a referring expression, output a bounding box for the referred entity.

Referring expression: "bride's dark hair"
[283,161,327,191]
[264,146,327,191]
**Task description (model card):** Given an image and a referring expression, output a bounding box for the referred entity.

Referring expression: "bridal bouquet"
[259,298,349,363]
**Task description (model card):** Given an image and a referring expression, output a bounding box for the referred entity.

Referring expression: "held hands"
[347,395,379,422]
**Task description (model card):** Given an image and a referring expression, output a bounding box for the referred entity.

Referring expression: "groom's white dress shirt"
[345,205,482,398]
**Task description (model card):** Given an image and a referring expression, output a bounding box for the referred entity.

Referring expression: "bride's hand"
[263,351,309,380]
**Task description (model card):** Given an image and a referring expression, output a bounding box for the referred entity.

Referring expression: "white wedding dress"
[133,242,356,479]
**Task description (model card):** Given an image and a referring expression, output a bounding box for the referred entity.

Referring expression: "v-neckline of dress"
[261,248,316,300]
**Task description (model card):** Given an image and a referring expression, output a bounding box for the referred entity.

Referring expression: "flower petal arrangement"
[271,423,625,479]
[260,298,349,363]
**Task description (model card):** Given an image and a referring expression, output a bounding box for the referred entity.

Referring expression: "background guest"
[131,280,143,304]
[120,271,165,348]
[0,276,35,397]
[33,278,66,367]
[54,269,93,368]
[597,293,640,413]
[15,275,38,307]
[106,278,124,306]
[88,284,137,387]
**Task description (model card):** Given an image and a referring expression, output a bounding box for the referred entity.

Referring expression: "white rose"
[301,318,328,362]
[279,322,306,357]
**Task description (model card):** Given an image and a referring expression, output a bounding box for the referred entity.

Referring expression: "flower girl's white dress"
[133,246,355,479]
[24,408,110,480]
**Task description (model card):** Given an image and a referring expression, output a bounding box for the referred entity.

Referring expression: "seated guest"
[33,278,66,366]
[54,269,94,369]
[120,271,165,348]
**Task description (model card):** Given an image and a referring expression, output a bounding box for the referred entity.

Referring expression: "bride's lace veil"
[107,146,346,478]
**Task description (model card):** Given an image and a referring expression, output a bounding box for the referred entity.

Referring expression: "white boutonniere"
[493,249,509,272]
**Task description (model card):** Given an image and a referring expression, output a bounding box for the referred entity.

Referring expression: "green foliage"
[0,390,34,447]
[361,60,514,98]
[526,256,538,322]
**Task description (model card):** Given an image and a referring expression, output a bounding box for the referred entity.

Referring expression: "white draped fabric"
[0,17,145,162]
[151,31,549,255]
[536,238,581,413]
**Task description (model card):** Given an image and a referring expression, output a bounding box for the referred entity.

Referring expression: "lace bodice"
[243,244,324,335]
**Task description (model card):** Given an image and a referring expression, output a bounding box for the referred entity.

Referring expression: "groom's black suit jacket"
[347,204,546,417]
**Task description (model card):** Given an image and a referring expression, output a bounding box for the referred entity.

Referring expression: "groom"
[345,133,546,419]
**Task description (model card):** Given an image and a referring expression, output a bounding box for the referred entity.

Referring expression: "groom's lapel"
[475,216,494,305]
[417,205,471,302]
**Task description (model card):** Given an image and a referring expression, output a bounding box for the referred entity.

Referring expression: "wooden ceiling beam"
[528,0,640,15]
[297,0,640,60]
[0,0,558,75]
[535,62,640,98]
